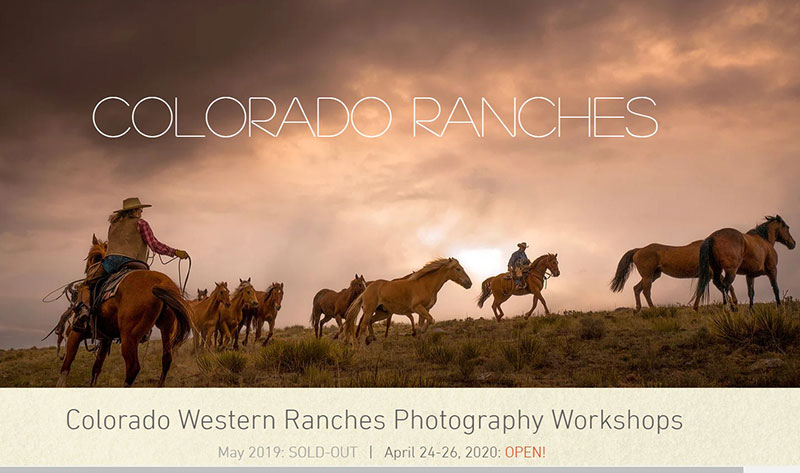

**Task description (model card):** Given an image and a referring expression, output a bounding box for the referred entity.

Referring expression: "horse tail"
[153,286,192,347]
[610,248,639,292]
[476,277,493,308]
[309,293,320,326]
[342,293,364,340]
[694,237,714,304]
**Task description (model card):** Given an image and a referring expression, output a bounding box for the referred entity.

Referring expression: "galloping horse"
[57,235,193,387]
[477,253,560,321]
[310,275,367,338]
[187,282,231,350]
[610,241,739,311]
[216,278,258,348]
[235,282,284,348]
[343,258,472,345]
[695,215,795,310]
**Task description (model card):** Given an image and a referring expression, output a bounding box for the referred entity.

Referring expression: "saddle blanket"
[99,268,143,303]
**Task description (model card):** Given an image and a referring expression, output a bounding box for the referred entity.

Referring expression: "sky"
[1,1,799,349]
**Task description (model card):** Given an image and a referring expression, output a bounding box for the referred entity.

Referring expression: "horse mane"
[407,258,453,281]
[528,253,555,268]
[264,282,280,301]
[85,240,107,273]
[232,280,253,298]
[748,215,783,240]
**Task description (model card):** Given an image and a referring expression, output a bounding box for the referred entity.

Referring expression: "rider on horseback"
[508,242,530,289]
[73,197,189,333]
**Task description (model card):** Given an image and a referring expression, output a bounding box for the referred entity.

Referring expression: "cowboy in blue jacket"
[508,242,530,289]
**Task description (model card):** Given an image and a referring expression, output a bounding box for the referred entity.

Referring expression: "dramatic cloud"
[1,1,798,348]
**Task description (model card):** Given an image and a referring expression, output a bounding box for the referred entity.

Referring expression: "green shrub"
[455,341,481,380]
[256,338,338,373]
[217,351,248,374]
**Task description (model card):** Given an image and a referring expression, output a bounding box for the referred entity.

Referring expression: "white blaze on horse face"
[454,248,503,280]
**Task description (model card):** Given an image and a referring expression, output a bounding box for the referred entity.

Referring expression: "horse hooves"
[365,336,375,346]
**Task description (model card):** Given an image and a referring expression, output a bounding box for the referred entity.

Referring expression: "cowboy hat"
[517,242,528,249]
[114,197,152,213]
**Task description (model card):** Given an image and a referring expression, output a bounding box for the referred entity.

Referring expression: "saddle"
[90,260,149,310]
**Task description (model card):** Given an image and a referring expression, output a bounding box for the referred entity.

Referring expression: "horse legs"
[721,270,738,311]
[157,326,173,387]
[414,305,434,334]
[243,317,252,347]
[641,273,659,309]
[57,330,84,387]
[746,275,755,309]
[120,337,141,387]
[767,270,781,306]
[261,318,275,346]
[525,295,539,318]
[90,339,112,387]
[254,316,263,343]
[384,315,392,338]
[633,280,643,312]
[319,314,333,339]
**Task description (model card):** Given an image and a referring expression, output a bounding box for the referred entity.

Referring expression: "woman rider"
[74,197,189,333]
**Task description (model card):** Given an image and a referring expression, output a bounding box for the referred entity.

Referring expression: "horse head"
[764,215,796,249]
[351,274,368,294]
[214,282,232,308]
[85,233,108,275]
[545,253,561,277]
[267,282,284,311]
[236,279,259,310]
[196,288,208,300]
[446,257,473,289]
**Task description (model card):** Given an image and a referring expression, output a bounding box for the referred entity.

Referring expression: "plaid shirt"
[137,219,176,257]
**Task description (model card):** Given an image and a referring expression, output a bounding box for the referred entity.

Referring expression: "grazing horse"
[216,279,258,349]
[343,258,472,345]
[610,241,739,311]
[310,275,367,338]
[477,253,560,321]
[235,282,284,348]
[695,215,795,311]
[57,235,193,387]
[187,282,231,350]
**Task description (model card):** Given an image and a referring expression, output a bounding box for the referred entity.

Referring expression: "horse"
[310,275,367,338]
[216,278,258,349]
[695,215,795,311]
[235,282,284,348]
[187,282,231,350]
[610,241,739,311]
[57,235,193,387]
[196,288,208,301]
[477,253,560,321]
[343,258,472,345]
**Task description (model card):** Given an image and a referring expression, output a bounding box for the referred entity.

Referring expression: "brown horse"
[477,253,560,321]
[235,282,284,348]
[196,288,208,301]
[695,215,795,310]
[343,258,472,345]
[216,278,259,349]
[610,241,739,311]
[57,235,193,387]
[187,282,231,350]
[310,275,367,338]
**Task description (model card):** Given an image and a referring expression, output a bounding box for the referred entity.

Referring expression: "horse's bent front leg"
[414,305,434,333]
[57,330,84,387]
[525,295,539,318]
[767,270,781,306]
[90,339,112,387]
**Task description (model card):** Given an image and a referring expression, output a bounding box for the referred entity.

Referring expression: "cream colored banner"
[0,388,796,467]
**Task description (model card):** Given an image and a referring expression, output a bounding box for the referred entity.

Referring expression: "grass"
[3,302,800,387]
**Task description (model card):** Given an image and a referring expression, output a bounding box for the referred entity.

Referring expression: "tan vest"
[106,217,148,261]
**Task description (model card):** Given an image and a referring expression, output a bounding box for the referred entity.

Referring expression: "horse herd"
[53,215,795,387]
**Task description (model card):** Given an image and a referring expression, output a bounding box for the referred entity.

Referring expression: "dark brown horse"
[235,282,284,348]
[310,275,366,338]
[477,253,560,321]
[57,235,193,387]
[610,241,739,311]
[695,215,795,310]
